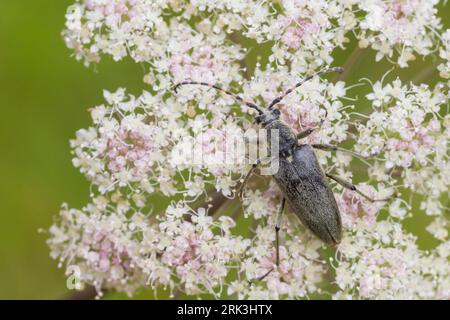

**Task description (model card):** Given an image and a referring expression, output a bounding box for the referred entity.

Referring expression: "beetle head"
[255,108,281,126]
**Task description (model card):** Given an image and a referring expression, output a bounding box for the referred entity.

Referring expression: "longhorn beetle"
[174,67,391,276]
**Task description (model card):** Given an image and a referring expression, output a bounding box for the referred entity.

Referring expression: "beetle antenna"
[268,67,344,110]
[173,81,263,115]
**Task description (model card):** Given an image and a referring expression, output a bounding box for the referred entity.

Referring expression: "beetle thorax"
[264,119,297,153]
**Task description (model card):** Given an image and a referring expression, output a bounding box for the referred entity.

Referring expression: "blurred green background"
[0,1,447,299]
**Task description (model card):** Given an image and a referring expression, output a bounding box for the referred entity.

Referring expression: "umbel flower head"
[47,0,449,299]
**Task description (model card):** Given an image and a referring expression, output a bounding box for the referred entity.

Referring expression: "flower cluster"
[357,0,442,67]
[438,29,450,79]
[356,80,448,224]
[48,198,251,297]
[334,221,450,299]
[48,0,450,299]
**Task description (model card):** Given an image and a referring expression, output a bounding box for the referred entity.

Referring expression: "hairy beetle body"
[272,143,342,244]
[260,116,342,244]
[264,119,297,153]
[174,67,372,249]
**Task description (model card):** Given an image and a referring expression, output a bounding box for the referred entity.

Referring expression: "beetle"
[174,67,391,272]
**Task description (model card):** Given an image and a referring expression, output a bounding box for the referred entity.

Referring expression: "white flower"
[48,0,450,300]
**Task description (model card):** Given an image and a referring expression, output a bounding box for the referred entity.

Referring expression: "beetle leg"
[251,197,286,283]
[312,143,382,160]
[297,110,328,140]
[297,123,324,140]
[257,197,286,282]
[275,197,286,267]
[254,197,326,283]
[238,162,260,198]
[255,268,274,282]
[238,156,273,198]
[297,127,317,140]
[325,173,392,202]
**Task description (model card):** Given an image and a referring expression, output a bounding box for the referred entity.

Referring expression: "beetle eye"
[273,109,281,116]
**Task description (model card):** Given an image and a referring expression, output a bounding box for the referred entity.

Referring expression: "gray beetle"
[174,67,390,270]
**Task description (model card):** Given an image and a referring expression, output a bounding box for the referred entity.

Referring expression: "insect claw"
[319,109,329,127]
[237,186,245,199]
[246,268,273,286]
[172,83,182,93]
